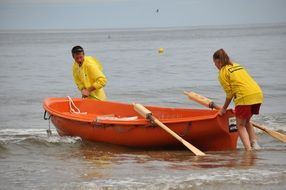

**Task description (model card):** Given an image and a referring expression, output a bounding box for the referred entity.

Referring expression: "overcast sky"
[1,0,286,30]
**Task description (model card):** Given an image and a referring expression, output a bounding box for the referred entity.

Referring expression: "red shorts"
[235,104,261,119]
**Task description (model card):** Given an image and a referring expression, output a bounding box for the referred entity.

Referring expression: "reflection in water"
[238,151,257,168]
[64,140,258,181]
[190,151,257,169]
[133,150,257,170]
[70,141,140,180]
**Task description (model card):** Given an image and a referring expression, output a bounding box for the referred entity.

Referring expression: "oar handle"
[184,91,220,109]
[133,103,152,119]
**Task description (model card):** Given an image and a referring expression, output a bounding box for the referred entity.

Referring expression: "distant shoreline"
[1,22,286,34]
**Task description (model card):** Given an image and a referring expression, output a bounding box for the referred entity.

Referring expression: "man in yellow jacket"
[71,46,107,100]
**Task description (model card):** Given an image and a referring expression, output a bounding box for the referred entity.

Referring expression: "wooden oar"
[184,91,286,143]
[133,103,206,156]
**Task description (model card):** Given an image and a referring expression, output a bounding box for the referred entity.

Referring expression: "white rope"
[67,96,87,114]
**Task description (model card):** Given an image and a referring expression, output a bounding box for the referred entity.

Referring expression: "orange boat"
[43,97,238,151]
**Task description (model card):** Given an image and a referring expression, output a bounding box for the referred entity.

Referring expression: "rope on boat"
[67,96,87,114]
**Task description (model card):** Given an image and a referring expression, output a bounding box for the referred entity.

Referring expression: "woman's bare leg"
[246,118,257,145]
[236,117,252,151]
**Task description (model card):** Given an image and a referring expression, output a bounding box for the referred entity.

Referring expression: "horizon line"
[1,22,286,33]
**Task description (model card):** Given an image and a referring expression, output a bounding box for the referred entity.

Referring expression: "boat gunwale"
[43,98,221,125]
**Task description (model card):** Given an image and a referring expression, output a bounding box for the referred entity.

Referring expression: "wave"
[0,123,285,146]
[0,128,82,145]
[53,168,286,190]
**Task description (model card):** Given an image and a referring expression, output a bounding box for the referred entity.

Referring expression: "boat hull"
[44,98,238,151]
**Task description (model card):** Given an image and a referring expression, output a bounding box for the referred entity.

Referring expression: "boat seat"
[95,115,138,121]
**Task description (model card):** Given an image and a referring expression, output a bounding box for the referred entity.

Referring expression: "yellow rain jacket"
[218,63,263,106]
[72,56,107,100]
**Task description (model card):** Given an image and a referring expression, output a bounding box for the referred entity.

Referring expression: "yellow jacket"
[218,63,263,106]
[72,56,107,100]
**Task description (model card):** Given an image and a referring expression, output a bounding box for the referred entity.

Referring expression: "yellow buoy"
[158,47,164,54]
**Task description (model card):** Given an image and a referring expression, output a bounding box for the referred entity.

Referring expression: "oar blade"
[252,122,286,143]
[266,130,286,143]
[133,103,206,156]
[181,139,206,156]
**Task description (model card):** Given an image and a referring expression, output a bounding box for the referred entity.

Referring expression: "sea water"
[0,24,285,189]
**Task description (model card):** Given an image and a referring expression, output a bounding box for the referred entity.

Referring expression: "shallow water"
[0,129,285,190]
[0,24,286,189]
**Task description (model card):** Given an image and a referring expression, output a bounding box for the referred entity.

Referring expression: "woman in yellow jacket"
[71,46,107,100]
[213,49,263,151]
